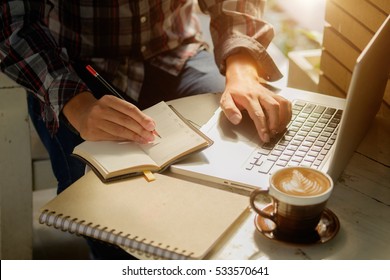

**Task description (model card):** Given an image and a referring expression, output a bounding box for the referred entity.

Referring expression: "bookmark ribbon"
[143,171,156,182]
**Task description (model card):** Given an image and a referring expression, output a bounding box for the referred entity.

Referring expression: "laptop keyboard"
[244,100,343,175]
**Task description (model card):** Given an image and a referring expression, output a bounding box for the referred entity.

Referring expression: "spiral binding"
[39,210,194,260]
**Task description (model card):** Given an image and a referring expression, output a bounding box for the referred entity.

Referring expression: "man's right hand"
[62,91,156,143]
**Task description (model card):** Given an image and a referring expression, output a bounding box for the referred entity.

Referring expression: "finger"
[259,95,280,136]
[99,106,155,141]
[85,129,130,142]
[246,100,271,143]
[80,120,147,143]
[101,95,156,131]
[96,119,152,143]
[96,95,156,141]
[220,91,242,125]
[273,95,292,132]
[84,98,154,142]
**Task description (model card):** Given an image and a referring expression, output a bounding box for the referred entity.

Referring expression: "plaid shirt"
[0,0,282,134]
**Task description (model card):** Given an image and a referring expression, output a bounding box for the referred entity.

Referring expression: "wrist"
[225,51,267,83]
[62,91,96,132]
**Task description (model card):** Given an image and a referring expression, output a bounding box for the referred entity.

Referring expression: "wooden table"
[167,92,390,260]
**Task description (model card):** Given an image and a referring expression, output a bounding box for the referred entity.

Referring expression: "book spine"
[39,210,192,260]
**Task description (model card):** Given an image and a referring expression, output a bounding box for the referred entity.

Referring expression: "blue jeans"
[29,50,225,259]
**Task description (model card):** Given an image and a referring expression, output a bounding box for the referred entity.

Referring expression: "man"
[0,0,291,259]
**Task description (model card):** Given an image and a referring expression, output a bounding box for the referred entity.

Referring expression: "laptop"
[170,15,390,192]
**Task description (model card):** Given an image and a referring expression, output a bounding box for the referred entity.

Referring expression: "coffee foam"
[273,168,330,197]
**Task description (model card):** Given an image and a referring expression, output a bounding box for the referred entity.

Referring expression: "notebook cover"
[39,171,249,259]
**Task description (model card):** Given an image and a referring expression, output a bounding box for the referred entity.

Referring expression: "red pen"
[86,65,161,138]
[86,65,124,99]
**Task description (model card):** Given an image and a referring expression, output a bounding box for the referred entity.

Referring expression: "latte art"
[274,168,330,196]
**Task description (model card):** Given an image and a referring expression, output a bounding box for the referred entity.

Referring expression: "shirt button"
[140,16,147,24]
[140,45,147,53]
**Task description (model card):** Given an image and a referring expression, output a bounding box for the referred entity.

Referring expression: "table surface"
[165,92,390,260]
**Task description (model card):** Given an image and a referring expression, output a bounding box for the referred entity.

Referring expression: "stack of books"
[319,0,389,105]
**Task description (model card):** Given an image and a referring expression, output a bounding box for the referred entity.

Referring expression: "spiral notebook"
[39,171,249,260]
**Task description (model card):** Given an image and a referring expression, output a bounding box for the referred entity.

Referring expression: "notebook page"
[74,140,157,174]
[141,102,209,167]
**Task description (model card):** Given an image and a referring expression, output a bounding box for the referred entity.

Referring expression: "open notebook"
[72,101,213,182]
[39,171,249,260]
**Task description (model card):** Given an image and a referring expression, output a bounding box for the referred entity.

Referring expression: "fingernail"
[230,114,241,125]
[263,133,270,143]
[145,121,155,132]
[145,132,155,142]
[135,136,148,144]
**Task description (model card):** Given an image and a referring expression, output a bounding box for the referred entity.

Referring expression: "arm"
[0,0,87,134]
[0,1,155,142]
[198,0,292,142]
[223,51,291,143]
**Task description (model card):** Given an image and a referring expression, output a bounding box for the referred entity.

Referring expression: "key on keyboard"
[244,100,343,175]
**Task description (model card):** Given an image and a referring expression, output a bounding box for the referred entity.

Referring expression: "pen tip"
[153,130,162,138]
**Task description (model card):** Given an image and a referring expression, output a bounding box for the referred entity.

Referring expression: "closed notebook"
[39,171,249,260]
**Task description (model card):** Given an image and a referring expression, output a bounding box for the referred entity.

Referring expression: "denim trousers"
[28,50,225,259]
